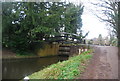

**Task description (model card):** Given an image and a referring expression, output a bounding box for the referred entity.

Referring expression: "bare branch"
[90,0,118,38]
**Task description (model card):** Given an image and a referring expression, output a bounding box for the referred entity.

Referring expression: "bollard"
[79,49,81,54]
[24,76,29,81]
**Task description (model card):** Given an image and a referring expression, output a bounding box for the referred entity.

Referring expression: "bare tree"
[90,0,119,46]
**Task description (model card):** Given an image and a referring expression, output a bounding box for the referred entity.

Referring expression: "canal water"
[2,56,68,79]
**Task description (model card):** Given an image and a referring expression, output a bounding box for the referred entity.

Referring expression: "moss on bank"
[28,50,93,79]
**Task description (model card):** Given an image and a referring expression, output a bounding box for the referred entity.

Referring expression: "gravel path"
[78,46,118,79]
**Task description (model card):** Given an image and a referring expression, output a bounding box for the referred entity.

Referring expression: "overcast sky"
[82,0,108,39]
[68,0,109,39]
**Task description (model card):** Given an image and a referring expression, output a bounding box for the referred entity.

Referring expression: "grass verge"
[28,50,93,79]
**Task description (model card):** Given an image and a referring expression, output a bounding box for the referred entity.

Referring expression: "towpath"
[78,46,118,79]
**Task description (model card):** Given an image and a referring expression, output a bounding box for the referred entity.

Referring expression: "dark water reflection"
[2,56,68,79]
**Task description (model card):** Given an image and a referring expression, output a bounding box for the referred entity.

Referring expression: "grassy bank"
[28,50,93,79]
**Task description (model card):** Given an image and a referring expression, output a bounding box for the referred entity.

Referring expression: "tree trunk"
[118,2,120,60]
[118,2,120,47]
[118,35,120,47]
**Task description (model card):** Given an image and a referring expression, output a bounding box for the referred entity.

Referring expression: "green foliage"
[2,2,84,53]
[28,50,92,79]
[65,3,84,34]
